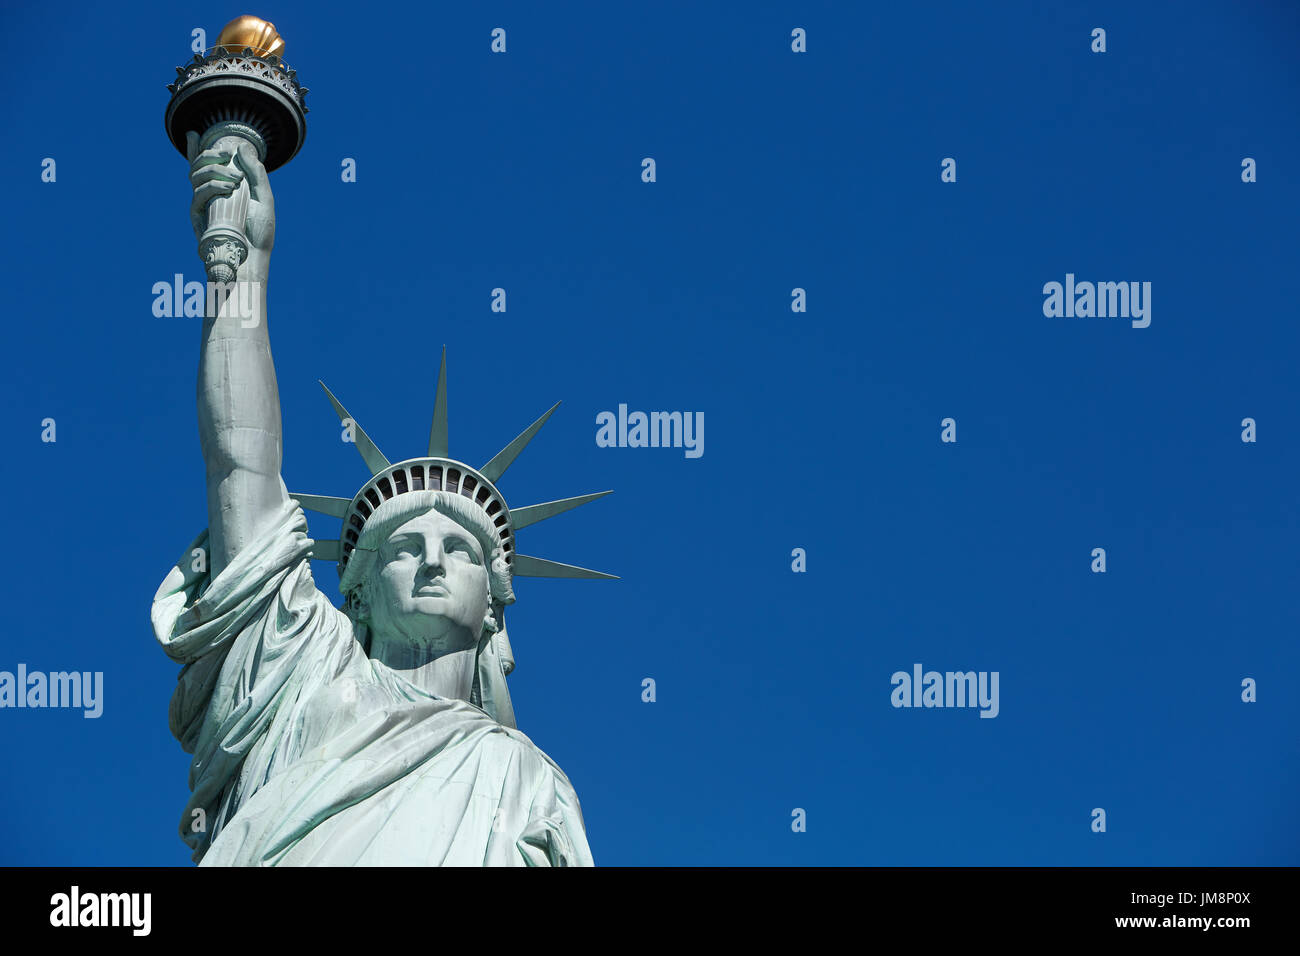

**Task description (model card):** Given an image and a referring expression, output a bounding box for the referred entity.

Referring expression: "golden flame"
[214,15,284,58]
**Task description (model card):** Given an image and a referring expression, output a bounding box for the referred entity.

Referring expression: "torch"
[164,15,308,282]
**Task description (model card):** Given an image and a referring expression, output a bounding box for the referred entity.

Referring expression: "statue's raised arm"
[188,129,287,578]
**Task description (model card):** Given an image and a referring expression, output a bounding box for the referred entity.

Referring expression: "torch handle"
[197,132,256,284]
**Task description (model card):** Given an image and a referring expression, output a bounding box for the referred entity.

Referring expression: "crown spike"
[428,346,449,458]
[320,381,390,476]
[480,402,561,484]
[512,554,618,580]
[291,493,352,518]
[510,491,612,531]
[308,539,341,561]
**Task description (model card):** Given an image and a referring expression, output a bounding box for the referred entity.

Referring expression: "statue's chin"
[370,613,480,659]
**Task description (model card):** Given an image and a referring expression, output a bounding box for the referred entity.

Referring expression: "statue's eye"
[446,539,479,564]
[392,540,419,557]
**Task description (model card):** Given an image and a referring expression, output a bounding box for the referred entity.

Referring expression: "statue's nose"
[419,543,446,576]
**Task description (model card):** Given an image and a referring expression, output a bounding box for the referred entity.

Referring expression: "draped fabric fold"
[151,497,593,866]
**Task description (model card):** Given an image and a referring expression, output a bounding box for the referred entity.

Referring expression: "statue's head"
[295,355,618,726]
[341,491,514,656]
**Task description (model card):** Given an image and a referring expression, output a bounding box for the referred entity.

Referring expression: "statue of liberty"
[151,17,613,866]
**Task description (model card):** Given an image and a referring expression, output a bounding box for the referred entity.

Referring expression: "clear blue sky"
[0,0,1296,865]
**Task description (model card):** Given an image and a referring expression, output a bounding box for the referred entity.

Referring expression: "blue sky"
[0,0,1297,865]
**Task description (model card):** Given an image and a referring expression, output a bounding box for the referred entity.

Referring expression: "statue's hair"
[339,491,515,652]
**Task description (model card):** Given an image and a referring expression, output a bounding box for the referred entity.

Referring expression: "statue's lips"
[415,583,449,597]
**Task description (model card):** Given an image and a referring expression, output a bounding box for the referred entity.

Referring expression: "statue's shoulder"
[486,723,577,787]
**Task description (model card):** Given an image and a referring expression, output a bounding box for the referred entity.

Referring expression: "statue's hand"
[186,130,276,280]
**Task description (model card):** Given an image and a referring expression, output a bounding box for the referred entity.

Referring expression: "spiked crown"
[294,349,615,592]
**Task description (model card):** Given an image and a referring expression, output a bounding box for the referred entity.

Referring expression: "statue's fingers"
[191,180,237,220]
[191,163,244,187]
[192,180,239,208]
[233,142,271,197]
[189,148,235,173]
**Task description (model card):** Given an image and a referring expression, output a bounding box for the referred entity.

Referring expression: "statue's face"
[364,509,491,654]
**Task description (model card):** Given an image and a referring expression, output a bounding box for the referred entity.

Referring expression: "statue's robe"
[150,497,593,866]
